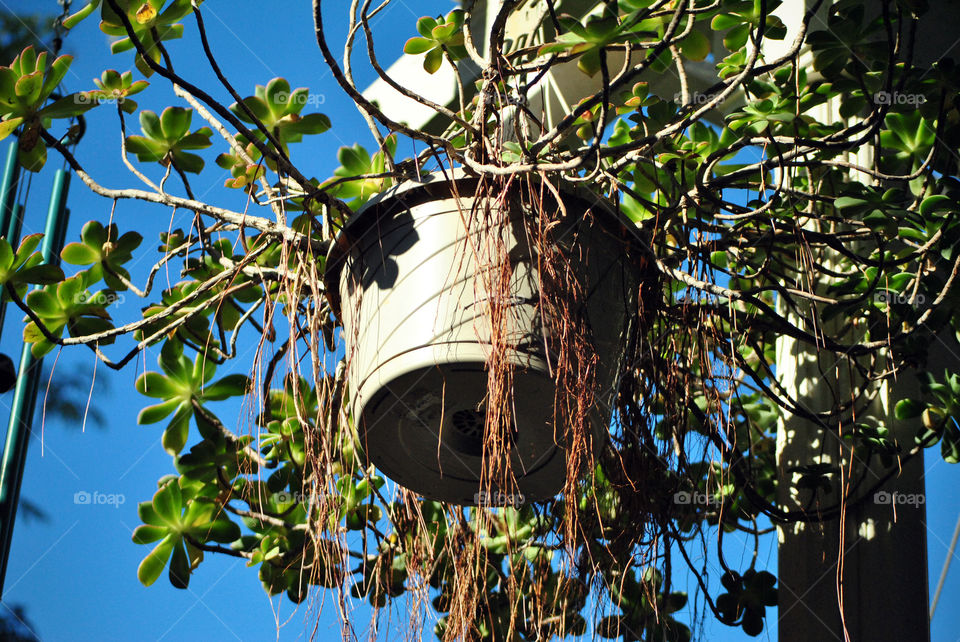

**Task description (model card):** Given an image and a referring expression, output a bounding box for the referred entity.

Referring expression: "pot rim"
[323,168,651,319]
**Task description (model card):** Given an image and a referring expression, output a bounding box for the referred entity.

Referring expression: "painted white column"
[774,2,960,638]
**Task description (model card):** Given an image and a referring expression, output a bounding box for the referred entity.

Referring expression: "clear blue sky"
[0,1,956,641]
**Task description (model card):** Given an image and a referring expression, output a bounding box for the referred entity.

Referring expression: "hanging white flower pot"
[327,171,647,504]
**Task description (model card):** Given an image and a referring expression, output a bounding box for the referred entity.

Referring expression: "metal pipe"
[0,169,70,596]
[0,204,24,337]
[6,203,23,252]
[4,203,22,248]
[0,143,21,342]
[0,142,19,243]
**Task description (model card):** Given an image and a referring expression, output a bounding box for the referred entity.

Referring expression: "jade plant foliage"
[1,0,959,639]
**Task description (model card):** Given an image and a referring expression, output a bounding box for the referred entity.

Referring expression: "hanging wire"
[51,0,72,58]
[17,171,32,223]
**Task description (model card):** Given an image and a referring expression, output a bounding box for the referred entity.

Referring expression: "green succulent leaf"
[403,10,466,74]
[228,77,331,166]
[135,342,250,455]
[137,534,176,587]
[21,274,115,358]
[125,107,212,174]
[65,0,195,76]
[61,220,143,290]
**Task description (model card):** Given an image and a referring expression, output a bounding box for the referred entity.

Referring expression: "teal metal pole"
[4,203,22,248]
[0,143,20,343]
[0,204,24,338]
[0,143,19,242]
[0,170,70,596]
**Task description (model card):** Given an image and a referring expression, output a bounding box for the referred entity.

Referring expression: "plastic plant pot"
[326,170,646,504]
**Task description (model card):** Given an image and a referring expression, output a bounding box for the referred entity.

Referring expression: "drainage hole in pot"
[452,409,483,439]
[446,409,518,458]
[447,409,484,457]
